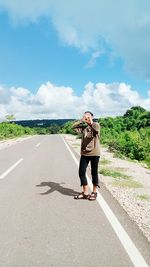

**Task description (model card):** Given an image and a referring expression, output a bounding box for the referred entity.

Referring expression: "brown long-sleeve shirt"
[73,121,100,156]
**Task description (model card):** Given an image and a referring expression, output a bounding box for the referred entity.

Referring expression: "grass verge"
[99,167,143,188]
[136,194,150,201]
[100,158,111,165]
[112,180,143,188]
[99,168,131,180]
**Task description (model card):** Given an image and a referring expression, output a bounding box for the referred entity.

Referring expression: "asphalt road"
[0,134,150,267]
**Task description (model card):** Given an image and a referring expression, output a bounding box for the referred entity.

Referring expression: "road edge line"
[61,135,149,267]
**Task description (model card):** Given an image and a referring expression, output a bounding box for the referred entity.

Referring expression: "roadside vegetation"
[100,158,111,165]
[136,194,150,201]
[0,114,63,140]
[61,106,150,168]
[33,124,61,135]
[99,168,131,179]
[99,106,150,168]
[0,122,35,139]
[112,179,143,188]
[99,166,143,188]
[0,122,63,140]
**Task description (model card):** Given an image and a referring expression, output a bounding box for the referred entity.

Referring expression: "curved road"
[0,134,150,267]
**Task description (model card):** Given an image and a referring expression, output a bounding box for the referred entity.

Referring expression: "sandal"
[88,192,97,201]
[74,192,90,200]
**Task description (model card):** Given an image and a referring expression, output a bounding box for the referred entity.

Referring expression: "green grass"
[136,194,150,201]
[100,158,111,165]
[99,168,131,180]
[113,151,126,159]
[100,166,143,188]
[114,167,128,172]
[112,180,143,188]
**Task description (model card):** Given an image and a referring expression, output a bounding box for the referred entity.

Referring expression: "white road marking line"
[62,136,149,267]
[0,158,24,179]
[36,143,41,148]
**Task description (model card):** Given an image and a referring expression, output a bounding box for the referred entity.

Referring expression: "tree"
[5,114,16,122]
[123,106,146,118]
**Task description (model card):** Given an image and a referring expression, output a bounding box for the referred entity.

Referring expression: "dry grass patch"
[112,180,143,188]
[99,166,143,188]
[136,194,150,201]
[100,158,111,165]
[99,168,131,180]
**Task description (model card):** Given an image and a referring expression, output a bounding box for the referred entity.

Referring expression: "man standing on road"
[73,111,100,201]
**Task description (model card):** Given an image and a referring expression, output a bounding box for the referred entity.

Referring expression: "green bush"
[0,122,35,139]
[60,121,77,135]
[60,106,150,167]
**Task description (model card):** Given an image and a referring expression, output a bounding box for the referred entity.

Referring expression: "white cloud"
[0,81,149,121]
[0,0,51,22]
[1,1,150,79]
[0,85,12,104]
[86,50,103,68]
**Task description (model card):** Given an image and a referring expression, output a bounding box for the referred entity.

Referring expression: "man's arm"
[72,120,83,129]
[89,122,100,135]
[72,119,88,129]
[84,116,100,135]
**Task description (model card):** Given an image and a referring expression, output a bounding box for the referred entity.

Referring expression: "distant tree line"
[0,122,63,138]
[0,116,72,137]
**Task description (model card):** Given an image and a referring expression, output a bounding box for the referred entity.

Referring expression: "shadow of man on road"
[36,181,79,196]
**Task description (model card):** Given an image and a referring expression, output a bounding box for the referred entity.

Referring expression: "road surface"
[0,134,150,267]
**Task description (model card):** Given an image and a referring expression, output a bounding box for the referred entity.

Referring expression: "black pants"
[79,155,100,187]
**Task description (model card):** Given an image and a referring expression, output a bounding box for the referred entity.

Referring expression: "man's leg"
[90,156,100,192]
[79,156,90,194]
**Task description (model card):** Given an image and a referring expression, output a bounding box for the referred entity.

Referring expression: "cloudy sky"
[0,0,150,120]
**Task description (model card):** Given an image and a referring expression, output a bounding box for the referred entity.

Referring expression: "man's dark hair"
[84,111,94,116]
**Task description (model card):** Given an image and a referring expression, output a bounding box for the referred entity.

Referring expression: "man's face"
[84,112,93,122]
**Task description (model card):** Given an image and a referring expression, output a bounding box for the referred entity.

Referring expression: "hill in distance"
[13,119,74,128]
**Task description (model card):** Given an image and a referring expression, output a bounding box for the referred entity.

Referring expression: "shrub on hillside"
[0,122,35,139]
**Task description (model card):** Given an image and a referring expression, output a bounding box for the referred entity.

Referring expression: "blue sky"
[0,1,150,119]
